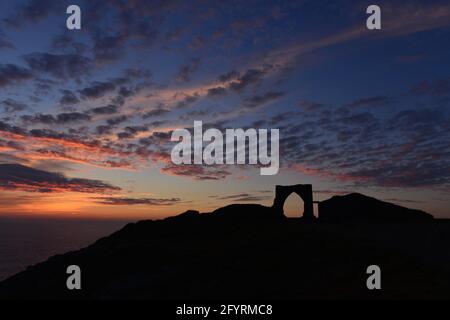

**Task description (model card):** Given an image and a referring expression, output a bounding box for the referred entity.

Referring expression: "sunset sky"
[0,0,449,219]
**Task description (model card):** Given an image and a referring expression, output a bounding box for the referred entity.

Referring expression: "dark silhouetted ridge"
[0,192,446,300]
[319,193,433,222]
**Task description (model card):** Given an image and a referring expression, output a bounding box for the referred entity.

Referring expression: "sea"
[0,217,131,281]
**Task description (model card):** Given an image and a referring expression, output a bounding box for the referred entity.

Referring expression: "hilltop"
[0,193,448,300]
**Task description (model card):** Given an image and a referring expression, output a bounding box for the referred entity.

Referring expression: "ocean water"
[0,217,131,281]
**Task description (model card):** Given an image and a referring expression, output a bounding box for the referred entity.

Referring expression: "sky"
[0,0,449,219]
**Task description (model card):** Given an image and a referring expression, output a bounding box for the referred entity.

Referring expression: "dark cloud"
[277,98,450,191]
[125,126,148,134]
[207,86,227,96]
[347,161,450,189]
[28,128,79,141]
[0,163,120,194]
[211,193,271,202]
[0,139,24,151]
[161,163,231,180]
[0,120,27,135]
[117,132,134,140]
[90,16,158,63]
[229,69,266,91]
[79,81,117,100]
[89,104,119,115]
[345,96,390,108]
[22,112,91,125]
[218,70,240,82]
[138,131,172,146]
[142,107,170,119]
[107,115,129,126]
[176,58,200,82]
[0,64,33,87]
[57,112,91,124]
[117,86,134,98]
[3,0,60,27]
[33,78,57,95]
[93,196,181,206]
[23,52,92,79]
[2,99,28,113]
[243,91,285,108]
[117,125,149,140]
[21,114,55,125]
[96,125,113,135]
[124,68,152,80]
[175,93,200,109]
[59,90,80,105]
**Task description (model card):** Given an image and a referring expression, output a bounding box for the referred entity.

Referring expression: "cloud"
[345,96,390,108]
[2,99,28,113]
[56,112,91,124]
[176,58,201,82]
[93,196,181,206]
[0,163,120,193]
[59,90,80,105]
[107,115,129,125]
[207,86,227,96]
[0,153,29,165]
[87,3,159,64]
[250,3,450,78]
[0,140,24,152]
[88,104,119,115]
[243,91,285,108]
[211,193,271,202]
[80,81,117,99]
[175,93,200,109]
[218,71,240,82]
[3,0,59,27]
[0,64,33,87]
[21,112,91,125]
[278,97,450,191]
[96,125,113,135]
[124,125,148,134]
[228,69,266,91]
[117,132,134,140]
[117,125,149,140]
[142,107,170,119]
[23,52,92,79]
[0,194,43,208]
[0,120,26,135]
[161,163,231,180]
[0,120,139,170]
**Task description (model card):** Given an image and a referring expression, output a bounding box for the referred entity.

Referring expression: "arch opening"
[283,192,304,218]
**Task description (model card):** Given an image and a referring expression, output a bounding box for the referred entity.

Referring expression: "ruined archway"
[272,184,314,220]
